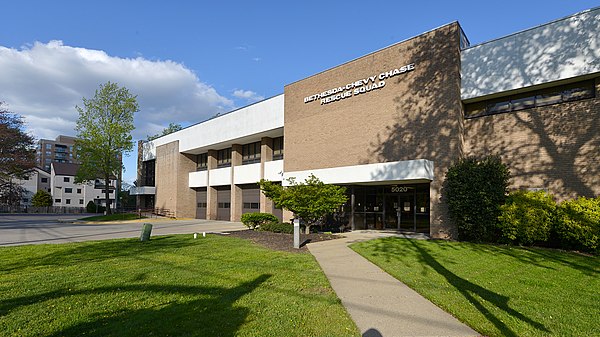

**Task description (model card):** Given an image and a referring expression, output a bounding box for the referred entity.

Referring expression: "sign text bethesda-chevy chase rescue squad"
[304,63,415,105]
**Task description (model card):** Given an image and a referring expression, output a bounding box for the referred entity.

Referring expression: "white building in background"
[50,163,116,209]
[11,167,51,206]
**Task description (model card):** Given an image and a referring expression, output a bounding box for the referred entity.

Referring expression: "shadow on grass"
[1,275,271,337]
[0,236,196,272]
[369,238,551,337]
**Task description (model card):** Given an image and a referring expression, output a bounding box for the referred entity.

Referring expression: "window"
[101,190,114,194]
[197,202,207,208]
[217,148,232,168]
[243,202,260,209]
[41,178,48,183]
[273,137,284,160]
[218,202,231,208]
[465,79,595,118]
[55,199,61,203]
[196,153,208,171]
[64,177,70,182]
[45,151,51,155]
[65,188,72,193]
[45,143,52,149]
[23,176,29,180]
[79,199,84,205]
[65,199,71,205]
[242,142,261,164]
[77,188,82,194]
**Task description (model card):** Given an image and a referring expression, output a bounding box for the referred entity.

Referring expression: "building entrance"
[349,183,430,234]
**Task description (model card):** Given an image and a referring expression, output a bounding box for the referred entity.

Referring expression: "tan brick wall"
[155,141,197,218]
[284,23,463,238]
[464,79,600,201]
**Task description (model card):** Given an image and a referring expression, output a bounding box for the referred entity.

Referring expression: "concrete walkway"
[308,231,479,337]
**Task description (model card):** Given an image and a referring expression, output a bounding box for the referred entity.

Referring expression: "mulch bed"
[221,230,341,253]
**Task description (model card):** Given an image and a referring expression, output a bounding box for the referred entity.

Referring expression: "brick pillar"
[230,144,243,221]
[259,137,274,214]
[206,150,218,220]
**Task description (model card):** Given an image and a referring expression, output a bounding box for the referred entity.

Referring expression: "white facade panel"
[209,167,231,186]
[188,171,208,188]
[461,8,600,100]
[283,159,434,186]
[143,95,284,160]
[234,163,261,185]
[264,160,284,182]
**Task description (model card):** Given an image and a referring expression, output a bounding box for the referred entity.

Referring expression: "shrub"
[259,222,294,234]
[444,156,510,242]
[554,196,600,254]
[31,190,52,207]
[240,212,279,230]
[498,190,556,245]
[86,201,105,213]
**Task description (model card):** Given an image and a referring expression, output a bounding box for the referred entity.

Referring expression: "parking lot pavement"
[0,214,246,246]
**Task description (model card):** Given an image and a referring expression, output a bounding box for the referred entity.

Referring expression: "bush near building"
[240,212,279,230]
[444,156,510,242]
[31,190,52,207]
[554,196,600,254]
[85,200,105,214]
[498,190,556,246]
[259,222,294,234]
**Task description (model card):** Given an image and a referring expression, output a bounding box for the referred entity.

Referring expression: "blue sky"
[1,1,598,184]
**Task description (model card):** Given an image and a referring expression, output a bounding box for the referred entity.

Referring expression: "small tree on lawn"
[75,82,138,215]
[31,190,52,207]
[258,174,347,234]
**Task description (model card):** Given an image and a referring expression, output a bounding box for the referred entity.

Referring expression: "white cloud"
[0,40,234,141]
[232,89,264,103]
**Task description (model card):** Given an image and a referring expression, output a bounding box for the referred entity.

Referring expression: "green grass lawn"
[0,235,359,336]
[79,213,145,222]
[351,238,600,337]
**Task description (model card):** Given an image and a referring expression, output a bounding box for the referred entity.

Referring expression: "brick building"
[132,8,599,238]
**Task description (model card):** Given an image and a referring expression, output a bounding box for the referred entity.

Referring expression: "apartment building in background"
[50,162,116,209]
[37,135,78,172]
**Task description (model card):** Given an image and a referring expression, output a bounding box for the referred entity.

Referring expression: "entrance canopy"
[283,159,434,186]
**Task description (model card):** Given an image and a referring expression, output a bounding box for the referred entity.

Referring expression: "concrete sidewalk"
[308,231,479,337]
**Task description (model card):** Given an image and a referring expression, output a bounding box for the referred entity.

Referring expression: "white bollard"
[293,218,300,249]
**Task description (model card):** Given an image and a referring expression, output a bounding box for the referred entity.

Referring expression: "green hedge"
[240,212,279,230]
[85,201,105,213]
[259,222,294,234]
[498,190,555,246]
[554,196,600,254]
[444,156,510,242]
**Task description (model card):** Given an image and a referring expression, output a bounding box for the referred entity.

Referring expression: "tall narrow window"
[196,153,208,171]
[242,142,261,164]
[272,137,284,160]
[217,148,232,168]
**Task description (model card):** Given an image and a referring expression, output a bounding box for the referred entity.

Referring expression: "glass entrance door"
[384,194,415,231]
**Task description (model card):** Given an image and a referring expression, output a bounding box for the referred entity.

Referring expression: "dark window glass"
[464,79,596,119]
[196,153,208,171]
[242,142,261,165]
[273,136,284,160]
[77,188,81,194]
[535,91,562,107]
[55,199,61,203]
[79,199,84,205]
[217,148,232,168]
[66,199,71,205]
[218,202,231,208]
[41,178,48,183]
[63,177,70,182]
[65,188,72,193]
[510,95,535,110]
[197,202,207,208]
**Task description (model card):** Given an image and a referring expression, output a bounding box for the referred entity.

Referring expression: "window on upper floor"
[273,137,284,160]
[41,178,48,183]
[64,177,70,182]
[196,153,208,171]
[65,188,72,193]
[217,148,232,168]
[464,79,595,119]
[242,142,261,165]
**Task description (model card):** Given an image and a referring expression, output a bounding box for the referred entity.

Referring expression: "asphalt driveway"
[0,214,246,246]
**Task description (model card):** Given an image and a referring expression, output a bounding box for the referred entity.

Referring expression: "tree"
[147,122,183,141]
[0,102,36,206]
[75,82,138,214]
[32,190,53,207]
[259,174,347,234]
